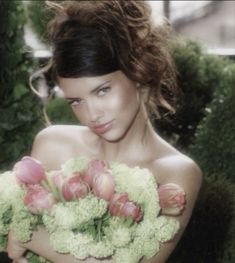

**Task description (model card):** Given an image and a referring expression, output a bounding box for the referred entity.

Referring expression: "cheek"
[105,96,128,112]
[107,88,139,113]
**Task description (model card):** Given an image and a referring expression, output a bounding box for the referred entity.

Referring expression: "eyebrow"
[65,80,111,100]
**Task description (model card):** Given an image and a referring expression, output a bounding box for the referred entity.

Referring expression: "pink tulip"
[92,170,115,201]
[109,193,142,222]
[83,159,109,187]
[158,183,186,216]
[62,174,89,201]
[121,202,143,222]
[46,170,66,201]
[24,184,56,214]
[51,170,65,191]
[109,193,129,216]
[13,156,45,185]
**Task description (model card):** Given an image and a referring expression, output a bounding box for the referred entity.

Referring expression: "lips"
[92,121,113,134]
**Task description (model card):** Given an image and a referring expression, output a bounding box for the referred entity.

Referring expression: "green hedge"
[155,39,233,152]
[46,96,78,125]
[0,0,43,171]
[190,64,235,181]
[26,0,51,44]
[26,0,62,45]
[168,176,235,263]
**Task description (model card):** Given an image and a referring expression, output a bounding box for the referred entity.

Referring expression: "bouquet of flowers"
[0,156,185,263]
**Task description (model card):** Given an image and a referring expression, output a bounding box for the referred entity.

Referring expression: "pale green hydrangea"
[134,219,157,239]
[103,217,135,248]
[114,246,142,263]
[11,205,39,242]
[69,232,94,259]
[112,227,132,247]
[104,225,132,247]
[46,203,80,230]
[0,201,12,235]
[142,237,160,259]
[42,212,57,233]
[88,240,114,258]
[0,172,24,203]
[44,195,107,231]
[154,216,180,242]
[50,230,76,253]
[62,156,89,176]
[0,157,180,263]
[73,194,107,221]
[110,162,160,220]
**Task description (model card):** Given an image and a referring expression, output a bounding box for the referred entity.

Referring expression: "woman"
[7,1,202,262]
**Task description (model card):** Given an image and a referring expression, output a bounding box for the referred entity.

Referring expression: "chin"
[99,128,128,143]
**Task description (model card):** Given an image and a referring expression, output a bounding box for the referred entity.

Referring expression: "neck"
[98,103,157,165]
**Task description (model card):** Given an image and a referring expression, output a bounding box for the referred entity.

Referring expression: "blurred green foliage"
[168,175,235,263]
[155,39,233,152]
[26,0,62,45]
[190,63,235,181]
[26,0,51,44]
[46,96,78,125]
[0,0,43,171]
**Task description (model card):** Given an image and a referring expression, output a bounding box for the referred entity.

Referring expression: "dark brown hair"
[44,0,177,119]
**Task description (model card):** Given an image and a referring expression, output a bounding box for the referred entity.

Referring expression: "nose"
[86,100,104,123]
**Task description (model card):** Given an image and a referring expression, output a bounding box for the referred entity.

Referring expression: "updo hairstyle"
[45,0,177,119]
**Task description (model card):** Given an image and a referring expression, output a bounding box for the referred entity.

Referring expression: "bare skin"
[7,71,202,263]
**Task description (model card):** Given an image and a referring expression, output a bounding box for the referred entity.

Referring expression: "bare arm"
[8,128,202,263]
[8,227,113,263]
[140,157,202,263]
[8,127,115,263]
[24,227,113,263]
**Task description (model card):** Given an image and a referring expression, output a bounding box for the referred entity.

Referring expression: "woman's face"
[58,70,141,142]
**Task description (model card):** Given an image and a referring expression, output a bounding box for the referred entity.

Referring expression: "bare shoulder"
[151,152,202,221]
[139,146,203,263]
[153,153,202,186]
[151,152,202,210]
[31,125,95,170]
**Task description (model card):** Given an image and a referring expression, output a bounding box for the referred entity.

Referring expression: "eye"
[97,87,111,96]
[68,98,82,107]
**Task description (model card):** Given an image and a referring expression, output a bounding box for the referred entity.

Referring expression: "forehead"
[58,70,121,90]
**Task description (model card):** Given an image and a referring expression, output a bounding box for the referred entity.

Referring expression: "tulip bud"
[158,183,186,216]
[109,193,142,222]
[92,170,115,201]
[51,170,65,191]
[13,156,45,185]
[83,159,109,187]
[62,175,89,201]
[109,193,129,217]
[24,184,56,214]
[121,202,143,222]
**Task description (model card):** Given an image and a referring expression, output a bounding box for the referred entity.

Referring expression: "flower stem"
[97,219,102,242]
[41,180,50,192]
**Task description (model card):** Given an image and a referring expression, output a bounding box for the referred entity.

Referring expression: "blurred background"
[24,1,235,57]
[149,1,235,55]
[0,1,235,262]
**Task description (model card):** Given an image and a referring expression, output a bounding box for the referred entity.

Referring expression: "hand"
[7,230,27,262]
[12,258,28,263]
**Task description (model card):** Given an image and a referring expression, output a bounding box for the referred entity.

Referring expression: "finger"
[13,258,28,263]
[7,230,26,260]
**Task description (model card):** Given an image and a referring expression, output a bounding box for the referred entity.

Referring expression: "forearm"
[23,227,114,263]
[23,227,77,263]
[141,241,177,263]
